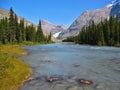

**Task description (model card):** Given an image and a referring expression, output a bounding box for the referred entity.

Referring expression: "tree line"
[0,8,52,44]
[63,16,120,46]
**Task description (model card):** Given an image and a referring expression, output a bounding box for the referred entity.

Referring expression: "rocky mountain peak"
[41,20,67,37]
[110,0,120,19]
[59,0,120,39]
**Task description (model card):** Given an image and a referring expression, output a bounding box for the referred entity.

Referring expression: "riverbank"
[0,45,32,90]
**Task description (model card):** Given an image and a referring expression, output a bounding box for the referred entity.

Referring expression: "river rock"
[73,64,80,67]
[45,75,63,83]
[79,78,93,86]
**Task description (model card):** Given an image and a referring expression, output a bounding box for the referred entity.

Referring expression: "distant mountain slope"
[59,6,112,39]
[0,8,64,42]
[0,9,35,26]
[110,0,120,18]
[41,20,67,37]
[59,0,120,39]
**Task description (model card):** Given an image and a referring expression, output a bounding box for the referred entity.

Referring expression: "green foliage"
[0,8,51,45]
[46,32,52,43]
[63,16,120,47]
[36,20,45,42]
[62,36,78,43]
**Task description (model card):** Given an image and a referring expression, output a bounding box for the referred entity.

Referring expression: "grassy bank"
[0,45,32,90]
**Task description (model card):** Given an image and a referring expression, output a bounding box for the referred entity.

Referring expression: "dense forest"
[63,16,120,46]
[0,8,52,44]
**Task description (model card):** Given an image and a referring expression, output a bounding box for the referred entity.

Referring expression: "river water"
[20,42,120,90]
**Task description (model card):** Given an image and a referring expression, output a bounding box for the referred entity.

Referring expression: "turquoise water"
[20,43,120,90]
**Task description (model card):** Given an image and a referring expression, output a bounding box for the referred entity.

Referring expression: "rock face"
[41,20,67,37]
[110,0,120,19]
[0,9,36,27]
[59,0,120,39]
[0,8,66,42]
[59,6,112,39]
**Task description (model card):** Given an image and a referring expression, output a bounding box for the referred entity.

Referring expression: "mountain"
[41,20,67,38]
[0,9,35,26]
[0,8,66,42]
[110,0,120,18]
[59,0,120,39]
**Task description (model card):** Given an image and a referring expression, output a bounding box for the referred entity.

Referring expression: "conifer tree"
[36,20,44,42]
[19,19,26,42]
[98,23,105,45]
[114,16,119,45]
[0,8,52,44]
[47,32,52,43]
[64,16,120,46]
[9,7,16,43]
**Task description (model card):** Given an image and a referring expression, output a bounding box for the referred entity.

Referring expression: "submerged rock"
[73,64,80,67]
[45,75,63,83]
[79,78,93,86]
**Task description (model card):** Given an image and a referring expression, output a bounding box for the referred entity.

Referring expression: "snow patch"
[53,32,61,38]
[112,0,120,6]
[106,4,113,8]
[107,16,110,20]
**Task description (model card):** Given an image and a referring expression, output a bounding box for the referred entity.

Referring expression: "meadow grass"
[0,45,32,90]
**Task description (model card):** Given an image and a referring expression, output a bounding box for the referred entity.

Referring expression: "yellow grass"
[0,45,32,90]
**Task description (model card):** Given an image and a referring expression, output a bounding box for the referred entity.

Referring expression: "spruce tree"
[98,23,105,46]
[47,32,52,43]
[19,19,26,42]
[9,7,16,43]
[14,14,18,43]
[114,16,119,45]
[36,20,44,42]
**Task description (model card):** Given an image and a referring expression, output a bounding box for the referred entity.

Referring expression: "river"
[20,42,120,90]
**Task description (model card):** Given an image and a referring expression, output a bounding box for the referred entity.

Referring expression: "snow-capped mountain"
[106,4,113,8]
[59,0,120,39]
[110,0,120,18]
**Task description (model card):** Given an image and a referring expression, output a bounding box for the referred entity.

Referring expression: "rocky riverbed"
[20,43,120,90]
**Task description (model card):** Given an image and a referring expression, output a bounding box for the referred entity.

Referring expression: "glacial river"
[20,42,120,90]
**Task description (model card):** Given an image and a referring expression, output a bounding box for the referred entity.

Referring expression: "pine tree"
[47,32,52,43]
[36,20,44,42]
[19,19,26,42]
[114,16,119,45]
[109,16,115,39]
[64,16,120,47]
[98,23,105,46]
[3,17,9,44]
[104,19,111,45]
[13,14,18,43]
[9,7,16,43]
[0,8,52,44]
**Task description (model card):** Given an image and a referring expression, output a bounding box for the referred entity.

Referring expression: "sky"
[0,0,112,26]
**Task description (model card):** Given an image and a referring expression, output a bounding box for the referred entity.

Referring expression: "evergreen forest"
[0,8,52,45]
[63,16,120,46]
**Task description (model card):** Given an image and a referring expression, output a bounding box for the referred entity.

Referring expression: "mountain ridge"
[41,20,67,35]
[59,6,112,39]
[59,0,120,39]
[0,8,66,42]
[0,8,36,27]
[0,8,67,33]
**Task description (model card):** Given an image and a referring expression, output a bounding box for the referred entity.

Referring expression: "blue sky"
[1,0,112,26]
